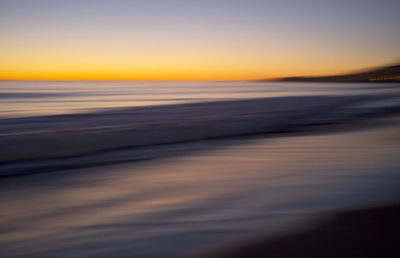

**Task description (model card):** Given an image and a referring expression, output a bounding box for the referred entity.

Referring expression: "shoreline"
[2,94,400,177]
[1,118,400,257]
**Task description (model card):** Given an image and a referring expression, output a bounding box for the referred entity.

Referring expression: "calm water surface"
[0,81,397,117]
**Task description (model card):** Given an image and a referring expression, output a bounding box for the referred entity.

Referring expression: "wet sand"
[213,203,400,258]
[1,122,400,257]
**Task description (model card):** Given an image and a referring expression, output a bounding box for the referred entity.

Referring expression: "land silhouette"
[262,63,400,82]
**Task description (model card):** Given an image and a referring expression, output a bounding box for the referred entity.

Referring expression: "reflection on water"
[1,125,400,257]
[0,81,398,117]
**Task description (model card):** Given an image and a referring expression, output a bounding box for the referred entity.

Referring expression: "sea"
[1,80,399,118]
[1,81,400,257]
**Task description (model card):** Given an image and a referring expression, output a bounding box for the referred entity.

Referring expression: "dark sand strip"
[213,204,400,258]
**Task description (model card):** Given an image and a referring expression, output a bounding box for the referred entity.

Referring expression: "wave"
[1,95,399,177]
[0,92,73,98]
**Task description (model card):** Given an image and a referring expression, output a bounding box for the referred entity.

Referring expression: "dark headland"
[262,63,400,82]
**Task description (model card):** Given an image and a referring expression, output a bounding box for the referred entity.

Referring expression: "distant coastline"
[260,64,400,83]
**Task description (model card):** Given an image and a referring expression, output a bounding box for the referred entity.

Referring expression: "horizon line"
[2,61,398,83]
[0,78,266,83]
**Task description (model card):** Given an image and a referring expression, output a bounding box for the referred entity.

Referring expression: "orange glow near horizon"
[0,48,394,81]
[0,39,396,81]
[1,1,399,81]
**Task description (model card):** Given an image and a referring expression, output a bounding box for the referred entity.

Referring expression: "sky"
[0,0,399,81]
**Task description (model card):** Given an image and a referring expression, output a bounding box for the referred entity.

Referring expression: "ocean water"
[1,81,400,257]
[0,80,398,118]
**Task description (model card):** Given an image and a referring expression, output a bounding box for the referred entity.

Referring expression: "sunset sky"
[1,0,399,81]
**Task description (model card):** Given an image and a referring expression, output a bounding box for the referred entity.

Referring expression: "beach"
[1,81,400,257]
[2,0,400,256]
[212,204,400,258]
